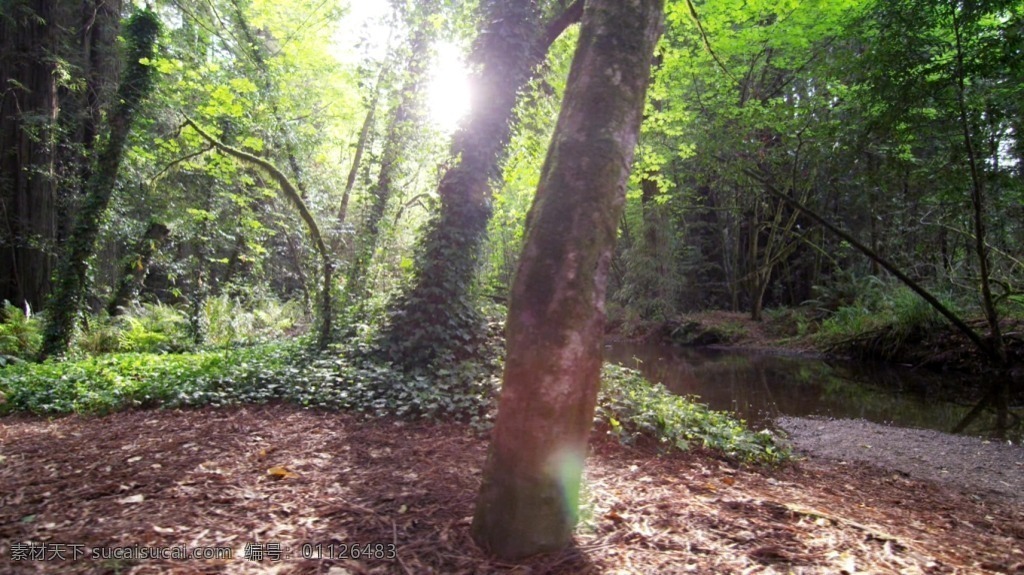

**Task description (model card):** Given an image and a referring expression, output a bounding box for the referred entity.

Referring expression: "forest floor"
[2,404,1023,574]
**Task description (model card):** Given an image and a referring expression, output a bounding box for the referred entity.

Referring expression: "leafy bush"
[288,349,501,426]
[1,337,787,465]
[117,302,192,353]
[763,307,815,338]
[203,294,304,347]
[0,301,43,363]
[76,316,122,355]
[816,285,949,359]
[0,341,305,415]
[596,364,788,464]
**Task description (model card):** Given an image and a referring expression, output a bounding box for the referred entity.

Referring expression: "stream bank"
[777,416,1024,503]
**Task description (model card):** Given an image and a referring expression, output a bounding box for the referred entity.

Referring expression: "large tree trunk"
[377,0,582,368]
[1,0,122,311]
[0,0,62,310]
[471,0,663,559]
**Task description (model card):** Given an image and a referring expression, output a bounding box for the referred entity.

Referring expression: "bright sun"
[330,6,471,135]
[425,42,472,134]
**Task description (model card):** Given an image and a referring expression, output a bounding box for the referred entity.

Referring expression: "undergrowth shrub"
[816,285,949,359]
[0,301,43,364]
[118,302,192,353]
[0,339,789,464]
[596,364,788,464]
[203,294,305,346]
[0,341,305,415]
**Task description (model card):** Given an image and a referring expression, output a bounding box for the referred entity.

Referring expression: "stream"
[605,342,1022,442]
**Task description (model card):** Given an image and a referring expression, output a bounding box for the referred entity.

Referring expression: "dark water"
[605,342,1021,442]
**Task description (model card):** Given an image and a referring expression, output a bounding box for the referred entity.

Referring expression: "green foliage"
[290,343,501,426]
[817,285,950,359]
[0,342,306,416]
[1,339,788,466]
[72,297,305,355]
[203,294,304,347]
[596,364,789,464]
[0,302,43,363]
[0,333,501,423]
[117,303,192,353]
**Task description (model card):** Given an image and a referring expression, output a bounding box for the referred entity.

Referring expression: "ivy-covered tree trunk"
[377,0,581,368]
[471,0,663,559]
[40,10,160,359]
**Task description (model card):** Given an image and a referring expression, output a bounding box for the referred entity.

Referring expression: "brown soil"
[2,404,1023,574]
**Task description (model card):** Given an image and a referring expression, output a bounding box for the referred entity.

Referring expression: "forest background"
[0,0,1022,413]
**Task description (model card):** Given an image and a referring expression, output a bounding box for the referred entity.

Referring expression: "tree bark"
[471,0,663,559]
[0,0,62,310]
[1,0,123,311]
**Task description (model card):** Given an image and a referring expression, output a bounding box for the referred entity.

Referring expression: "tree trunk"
[107,221,170,316]
[471,0,663,559]
[1,0,122,311]
[41,10,160,359]
[0,0,62,311]
[338,61,389,229]
[378,0,582,368]
[950,5,1005,364]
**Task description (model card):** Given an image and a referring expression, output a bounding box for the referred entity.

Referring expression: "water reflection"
[605,342,1021,442]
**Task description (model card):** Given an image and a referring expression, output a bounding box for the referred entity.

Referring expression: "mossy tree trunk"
[40,10,160,359]
[471,0,663,559]
[377,0,583,368]
[1,0,123,312]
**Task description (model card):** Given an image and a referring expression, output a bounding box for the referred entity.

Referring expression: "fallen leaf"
[119,494,145,504]
[604,511,626,524]
[721,476,736,486]
[267,466,299,480]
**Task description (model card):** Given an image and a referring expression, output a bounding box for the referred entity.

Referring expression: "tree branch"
[181,114,334,347]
